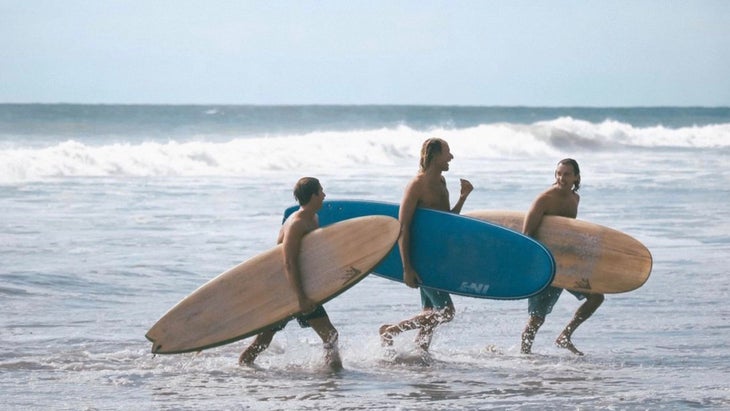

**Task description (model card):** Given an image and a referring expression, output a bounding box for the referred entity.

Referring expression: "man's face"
[435,143,454,171]
[555,163,578,190]
[312,185,326,208]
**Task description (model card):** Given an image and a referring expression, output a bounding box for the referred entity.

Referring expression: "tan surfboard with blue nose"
[465,210,652,294]
[146,215,400,354]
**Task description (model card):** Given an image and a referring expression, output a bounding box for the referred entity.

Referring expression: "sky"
[1,1,729,106]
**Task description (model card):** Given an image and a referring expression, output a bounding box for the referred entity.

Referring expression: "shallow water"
[2,105,729,409]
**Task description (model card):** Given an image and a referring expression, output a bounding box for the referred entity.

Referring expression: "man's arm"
[282,220,315,311]
[399,180,421,288]
[450,178,473,214]
[522,195,547,237]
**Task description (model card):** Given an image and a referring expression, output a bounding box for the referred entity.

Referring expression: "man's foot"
[238,342,266,366]
[324,346,343,371]
[379,324,394,347]
[520,335,534,355]
[415,347,432,365]
[388,348,431,367]
[414,327,434,352]
[238,351,256,366]
[556,335,584,356]
[520,343,532,355]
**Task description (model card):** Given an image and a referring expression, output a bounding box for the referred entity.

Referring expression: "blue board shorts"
[420,287,453,310]
[269,305,328,332]
[528,286,586,318]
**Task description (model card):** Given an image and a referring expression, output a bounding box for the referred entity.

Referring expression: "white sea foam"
[2,120,727,183]
[537,116,730,148]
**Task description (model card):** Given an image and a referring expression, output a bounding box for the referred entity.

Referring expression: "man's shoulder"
[284,214,317,236]
[410,171,445,186]
[410,172,427,183]
[405,174,427,192]
[284,211,308,228]
[535,188,568,209]
[536,187,558,201]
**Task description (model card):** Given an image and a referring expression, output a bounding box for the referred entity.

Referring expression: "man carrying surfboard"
[520,159,605,356]
[379,138,473,352]
[239,177,342,369]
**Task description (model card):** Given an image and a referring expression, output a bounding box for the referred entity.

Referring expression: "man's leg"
[380,311,431,346]
[414,305,454,351]
[556,293,604,355]
[239,330,276,365]
[521,315,545,354]
[309,316,342,370]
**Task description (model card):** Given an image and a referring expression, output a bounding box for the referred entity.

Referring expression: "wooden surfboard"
[464,210,653,294]
[146,215,400,354]
[284,200,556,300]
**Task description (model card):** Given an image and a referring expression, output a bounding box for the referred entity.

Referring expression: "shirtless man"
[379,137,474,351]
[520,158,604,356]
[239,177,342,369]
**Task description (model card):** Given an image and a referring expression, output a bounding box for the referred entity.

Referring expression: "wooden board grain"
[464,210,652,294]
[146,215,400,354]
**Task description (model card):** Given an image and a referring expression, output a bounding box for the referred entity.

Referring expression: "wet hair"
[556,158,581,192]
[419,138,445,172]
[293,177,321,205]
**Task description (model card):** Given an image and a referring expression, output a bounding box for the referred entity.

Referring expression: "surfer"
[239,177,342,370]
[520,158,605,356]
[379,138,473,352]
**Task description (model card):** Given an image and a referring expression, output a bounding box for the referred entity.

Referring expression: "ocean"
[1,104,729,410]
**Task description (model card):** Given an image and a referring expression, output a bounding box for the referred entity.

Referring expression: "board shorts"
[420,287,453,310]
[269,305,328,332]
[527,286,586,318]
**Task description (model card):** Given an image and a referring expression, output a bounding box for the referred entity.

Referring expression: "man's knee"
[587,293,605,306]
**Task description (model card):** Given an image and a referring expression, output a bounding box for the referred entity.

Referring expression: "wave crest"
[1,120,727,183]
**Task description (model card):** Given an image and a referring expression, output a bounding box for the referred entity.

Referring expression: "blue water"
[1,105,729,410]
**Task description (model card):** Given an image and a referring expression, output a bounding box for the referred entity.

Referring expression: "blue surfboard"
[283,200,555,300]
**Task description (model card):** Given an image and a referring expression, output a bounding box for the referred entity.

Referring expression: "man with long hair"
[379,138,474,352]
[520,159,605,356]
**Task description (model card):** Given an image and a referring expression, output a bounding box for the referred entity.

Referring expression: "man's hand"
[460,178,474,198]
[298,295,317,314]
[403,266,421,289]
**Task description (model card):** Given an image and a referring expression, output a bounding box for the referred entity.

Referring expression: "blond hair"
[419,138,445,172]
